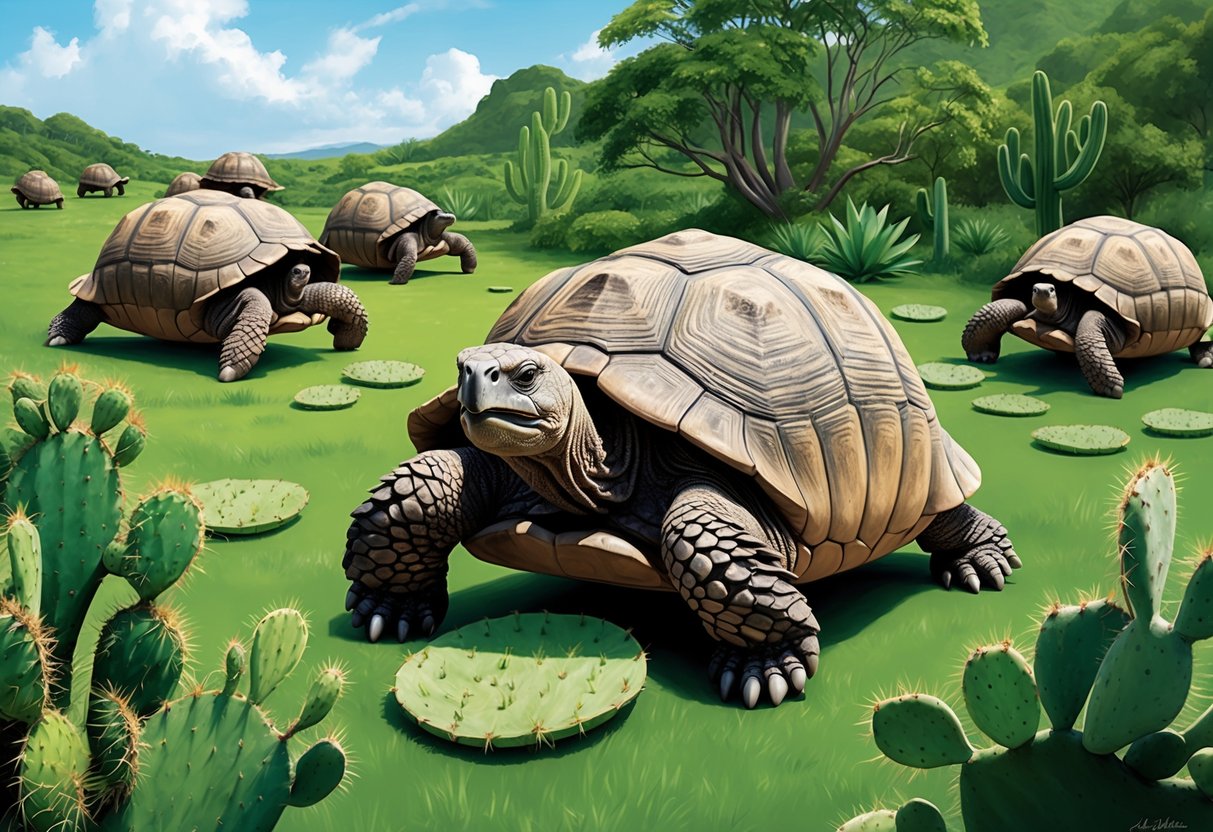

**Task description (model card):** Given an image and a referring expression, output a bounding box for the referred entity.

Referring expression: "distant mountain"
[410,65,587,159]
[0,107,197,188]
[265,142,387,160]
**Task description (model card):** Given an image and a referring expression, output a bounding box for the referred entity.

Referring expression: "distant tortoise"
[319,182,477,284]
[47,190,368,382]
[200,152,282,199]
[77,163,129,198]
[165,171,202,197]
[342,229,1019,709]
[963,216,1212,397]
[12,170,64,209]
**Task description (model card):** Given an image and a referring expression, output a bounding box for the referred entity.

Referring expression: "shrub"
[953,218,1012,255]
[440,186,481,221]
[815,198,921,282]
[766,222,827,262]
[566,210,644,253]
[529,211,578,249]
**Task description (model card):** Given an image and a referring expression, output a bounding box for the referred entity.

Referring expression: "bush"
[766,222,827,262]
[953,218,1012,255]
[529,212,578,249]
[815,198,922,282]
[566,210,644,253]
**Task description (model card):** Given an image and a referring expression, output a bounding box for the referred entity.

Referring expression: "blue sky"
[0,0,638,158]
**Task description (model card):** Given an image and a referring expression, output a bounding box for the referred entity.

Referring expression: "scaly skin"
[390,234,418,284]
[300,281,368,350]
[208,288,272,382]
[441,230,477,273]
[1074,309,1127,398]
[916,503,1021,593]
[962,298,1030,362]
[46,298,105,346]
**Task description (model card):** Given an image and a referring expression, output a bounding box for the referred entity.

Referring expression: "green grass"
[3,181,1213,831]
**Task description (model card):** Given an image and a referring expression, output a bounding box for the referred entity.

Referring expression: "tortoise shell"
[319,182,448,270]
[12,171,64,205]
[408,229,980,589]
[79,163,129,189]
[993,216,1212,358]
[67,190,339,343]
[165,172,201,197]
[200,152,282,196]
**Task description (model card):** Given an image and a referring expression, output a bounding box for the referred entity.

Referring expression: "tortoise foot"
[218,365,244,383]
[966,349,999,364]
[709,635,819,709]
[47,337,67,347]
[1189,341,1212,369]
[920,504,1020,594]
[345,581,448,643]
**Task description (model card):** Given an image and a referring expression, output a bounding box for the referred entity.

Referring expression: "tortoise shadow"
[972,349,1199,397]
[336,265,465,283]
[46,336,324,381]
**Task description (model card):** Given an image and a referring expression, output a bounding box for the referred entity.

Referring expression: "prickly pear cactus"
[394,612,646,749]
[845,460,1213,831]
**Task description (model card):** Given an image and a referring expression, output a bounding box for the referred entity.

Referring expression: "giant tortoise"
[341,229,1019,708]
[12,171,64,209]
[201,152,282,199]
[962,216,1212,397]
[77,163,129,198]
[319,182,477,284]
[47,190,368,381]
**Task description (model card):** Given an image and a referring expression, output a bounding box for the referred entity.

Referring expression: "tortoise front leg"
[1188,340,1212,369]
[662,484,819,709]
[917,502,1021,593]
[204,287,272,382]
[390,233,419,284]
[961,298,1030,363]
[297,281,369,350]
[441,231,477,273]
[47,299,104,346]
[1075,309,1127,398]
[116,183,125,196]
[76,184,87,198]
[344,448,527,642]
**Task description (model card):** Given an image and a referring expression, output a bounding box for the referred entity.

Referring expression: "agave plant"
[440,186,481,221]
[816,198,921,282]
[953,218,1011,255]
[767,222,827,263]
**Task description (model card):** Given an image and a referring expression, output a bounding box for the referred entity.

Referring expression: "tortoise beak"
[457,356,539,419]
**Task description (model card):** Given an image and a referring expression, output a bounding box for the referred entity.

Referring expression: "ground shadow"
[49,336,324,381]
[977,348,1199,396]
[337,265,464,283]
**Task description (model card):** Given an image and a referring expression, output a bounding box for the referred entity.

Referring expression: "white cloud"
[355,3,421,31]
[416,49,496,123]
[94,0,134,35]
[303,28,381,85]
[561,29,617,81]
[17,27,83,80]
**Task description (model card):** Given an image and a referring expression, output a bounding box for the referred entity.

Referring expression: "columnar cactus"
[845,459,1213,831]
[0,369,347,832]
[504,86,582,224]
[997,70,1107,235]
[915,177,949,265]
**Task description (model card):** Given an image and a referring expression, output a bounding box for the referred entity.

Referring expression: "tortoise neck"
[504,385,638,514]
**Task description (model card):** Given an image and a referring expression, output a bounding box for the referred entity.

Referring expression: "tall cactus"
[504,86,582,224]
[997,70,1107,235]
[915,177,949,265]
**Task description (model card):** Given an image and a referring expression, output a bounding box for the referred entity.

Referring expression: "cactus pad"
[394,613,646,749]
[1176,553,1213,641]
[487,286,514,293]
[890,304,947,322]
[962,644,1040,749]
[108,490,203,600]
[971,393,1050,417]
[248,607,309,705]
[1124,729,1188,780]
[1031,424,1130,455]
[92,604,187,717]
[836,811,895,831]
[192,478,309,535]
[19,710,90,832]
[293,384,359,410]
[286,738,346,808]
[340,360,425,388]
[895,799,947,832]
[870,694,974,768]
[0,598,49,723]
[1034,599,1128,731]
[1141,408,1213,437]
[917,362,985,390]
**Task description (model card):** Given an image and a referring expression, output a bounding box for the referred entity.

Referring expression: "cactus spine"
[997,70,1107,235]
[504,86,582,224]
[915,177,949,264]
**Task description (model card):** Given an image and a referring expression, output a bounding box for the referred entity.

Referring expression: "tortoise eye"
[516,367,538,386]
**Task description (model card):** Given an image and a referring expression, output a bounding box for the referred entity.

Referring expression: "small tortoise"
[77,163,129,198]
[319,181,477,284]
[963,216,1212,397]
[342,230,1019,709]
[47,190,368,382]
[165,171,202,197]
[12,170,64,209]
[201,152,282,199]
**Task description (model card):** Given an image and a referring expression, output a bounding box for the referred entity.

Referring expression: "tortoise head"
[1031,282,1060,319]
[422,210,455,243]
[456,344,574,457]
[238,185,256,199]
[275,263,311,309]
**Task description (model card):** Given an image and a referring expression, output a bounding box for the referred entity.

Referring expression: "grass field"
[2,182,1212,832]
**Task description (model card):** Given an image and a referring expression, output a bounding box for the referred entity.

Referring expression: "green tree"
[580,0,989,218]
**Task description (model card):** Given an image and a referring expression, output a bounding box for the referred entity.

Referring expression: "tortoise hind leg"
[961,298,1030,363]
[1189,340,1212,369]
[204,287,272,382]
[1075,309,1127,398]
[916,503,1020,594]
[47,299,104,346]
[662,484,819,709]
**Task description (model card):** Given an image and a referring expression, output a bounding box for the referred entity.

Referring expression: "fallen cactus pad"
[394,613,646,749]
[917,362,986,390]
[972,393,1050,417]
[890,304,947,322]
[340,360,425,389]
[191,479,309,535]
[293,385,359,410]
[1032,425,1130,455]
[1141,408,1213,438]
[487,286,514,293]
